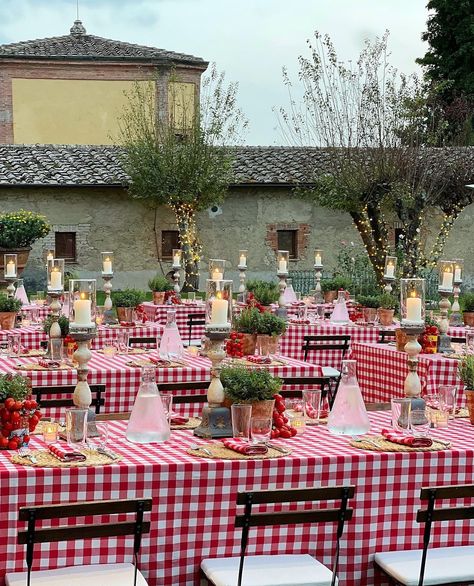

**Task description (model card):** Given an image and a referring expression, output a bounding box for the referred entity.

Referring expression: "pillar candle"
[102,258,113,274]
[314,253,322,267]
[50,268,62,290]
[212,269,223,280]
[46,252,54,262]
[210,296,228,326]
[406,295,422,322]
[73,295,92,325]
[385,263,395,278]
[278,259,287,273]
[239,254,247,267]
[5,260,16,277]
[441,270,453,290]
[173,253,181,267]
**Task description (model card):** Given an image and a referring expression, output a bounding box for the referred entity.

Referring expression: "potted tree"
[377,293,397,326]
[321,276,352,303]
[461,293,474,328]
[221,365,282,417]
[459,355,474,424]
[0,295,22,330]
[357,294,380,324]
[148,275,173,305]
[112,289,146,323]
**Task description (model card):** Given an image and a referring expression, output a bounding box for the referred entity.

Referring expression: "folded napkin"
[381,428,433,448]
[170,416,189,425]
[38,358,61,369]
[289,319,310,325]
[119,321,136,327]
[48,443,87,462]
[246,355,271,365]
[222,438,268,455]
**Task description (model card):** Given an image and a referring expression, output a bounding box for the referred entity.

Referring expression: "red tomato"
[1,409,10,423]
[276,402,286,413]
[4,398,15,411]
[14,401,23,411]
[34,410,41,419]
[289,427,297,437]
[10,411,21,423]
[230,332,238,340]
[8,439,19,450]
[279,429,291,439]
[0,436,9,449]
[30,400,38,410]
[273,394,283,401]
[271,429,280,439]
[22,435,30,445]
[275,416,284,428]
[2,422,13,434]
[23,400,32,410]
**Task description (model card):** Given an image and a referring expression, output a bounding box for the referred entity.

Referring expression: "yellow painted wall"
[168,81,195,130]
[12,79,154,145]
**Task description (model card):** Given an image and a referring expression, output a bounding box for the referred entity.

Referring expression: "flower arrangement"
[0,210,50,249]
[0,374,41,450]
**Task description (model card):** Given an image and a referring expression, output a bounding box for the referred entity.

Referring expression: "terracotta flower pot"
[378,308,394,327]
[152,291,166,305]
[362,307,377,324]
[240,333,257,356]
[465,390,474,425]
[395,328,408,352]
[463,312,474,327]
[0,312,16,330]
[116,307,134,322]
[324,291,338,304]
[0,247,31,284]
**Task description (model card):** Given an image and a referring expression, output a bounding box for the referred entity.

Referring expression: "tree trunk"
[172,203,200,292]
[351,211,385,286]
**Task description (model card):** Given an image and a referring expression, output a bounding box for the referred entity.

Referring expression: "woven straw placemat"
[97,347,149,355]
[349,435,450,452]
[18,349,46,358]
[187,443,291,460]
[229,358,288,367]
[171,417,201,430]
[126,359,183,368]
[10,448,121,468]
[14,362,72,371]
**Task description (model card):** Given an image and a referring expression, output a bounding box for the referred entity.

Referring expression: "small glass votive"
[102,342,117,357]
[187,345,199,356]
[42,421,59,443]
[429,408,449,429]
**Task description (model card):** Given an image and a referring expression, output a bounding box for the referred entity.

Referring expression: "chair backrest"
[18,498,152,586]
[158,380,209,405]
[378,330,396,344]
[234,485,355,586]
[280,376,331,398]
[187,312,206,346]
[416,484,474,586]
[302,335,351,363]
[32,384,105,414]
[450,336,466,344]
[128,336,158,347]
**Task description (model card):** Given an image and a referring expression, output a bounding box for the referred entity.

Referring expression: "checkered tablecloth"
[1,411,473,586]
[0,323,163,351]
[0,352,322,418]
[352,342,462,404]
[141,302,206,341]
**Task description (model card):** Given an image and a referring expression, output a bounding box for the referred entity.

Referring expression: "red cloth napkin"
[170,416,189,425]
[148,356,171,366]
[119,321,136,327]
[381,429,433,448]
[38,358,61,368]
[48,443,87,462]
[222,438,268,455]
[246,355,271,364]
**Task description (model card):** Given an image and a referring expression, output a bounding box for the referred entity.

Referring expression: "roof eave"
[0,53,208,68]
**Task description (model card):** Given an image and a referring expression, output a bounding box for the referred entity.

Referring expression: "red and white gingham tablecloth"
[141,302,206,340]
[352,342,462,404]
[0,411,473,586]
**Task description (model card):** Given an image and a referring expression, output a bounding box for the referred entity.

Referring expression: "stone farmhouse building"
[0,21,473,289]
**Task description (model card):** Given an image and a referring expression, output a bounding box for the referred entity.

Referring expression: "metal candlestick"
[102,274,116,324]
[437,291,452,353]
[5,277,16,298]
[314,263,323,303]
[194,329,233,438]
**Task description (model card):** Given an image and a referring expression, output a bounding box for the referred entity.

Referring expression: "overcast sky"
[0,0,430,145]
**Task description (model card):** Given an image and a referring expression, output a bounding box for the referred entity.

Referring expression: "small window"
[277,230,298,259]
[161,230,180,259]
[55,232,76,262]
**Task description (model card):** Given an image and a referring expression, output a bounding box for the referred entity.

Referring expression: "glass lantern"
[172,249,182,268]
[453,258,464,284]
[238,250,248,269]
[101,252,114,275]
[69,279,97,331]
[384,255,397,279]
[205,279,233,331]
[314,249,323,268]
[277,250,289,274]
[4,254,17,279]
[43,248,55,264]
[209,259,226,281]
[438,260,454,292]
[400,278,425,326]
[47,258,65,292]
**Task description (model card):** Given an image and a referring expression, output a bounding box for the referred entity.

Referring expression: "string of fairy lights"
[171,202,202,288]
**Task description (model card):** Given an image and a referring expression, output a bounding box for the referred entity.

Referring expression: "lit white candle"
[239,254,247,268]
[46,252,54,262]
[278,258,287,273]
[314,253,322,267]
[73,294,92,326]
[173,253,181,267]
[441,269,453,290]
[385,262,395,278]
[454,267,462,282]
[406,294,422,323]
[210,293,228,326]
[50,267,62,290]
[5,260,16,277]
[212,269,223,280]
[102,257,113,274]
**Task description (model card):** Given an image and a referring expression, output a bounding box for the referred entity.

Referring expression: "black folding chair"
[186,312,205,346]
[378,329,396,344]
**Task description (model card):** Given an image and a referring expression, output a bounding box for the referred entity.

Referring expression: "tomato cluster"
[225,332,244,358]
[0,397,40,450]
[271,394,297,439]
[246,293,267,313]
[419,325,439,354]
[164,291,181,305]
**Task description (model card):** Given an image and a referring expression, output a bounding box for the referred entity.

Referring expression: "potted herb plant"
[256,311,287,355]
[0,374,41,449]
[148,275,174,305]
[459,355,474,424]
[461,293,474,328]
[321,276,352,303]
[246,280,280,309]
[357,294,380,325]
[232,307,260,355]
[0,295,22,330]
[112,289,146,322]
[221,365,282,417]
[377,293,397,326]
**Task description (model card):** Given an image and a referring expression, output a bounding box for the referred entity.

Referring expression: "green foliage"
[321,276,352,293]
[0,210,50,248]
[459,355,474,390]
[246,280,280,305]
[233,308,261,334]
[461,292,474,313]
[378,293,397,310]
[0,374,32,402]
[0,295,22,312]
[43,315,69,337]
[221,366,282,403]
[334,242,379,296]
[112,289,146,308]
[357,295,380,309]
[257,312,287,336]
[148,275,173,292]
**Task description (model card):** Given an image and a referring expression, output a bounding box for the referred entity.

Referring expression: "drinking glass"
[115,330,130,354]
[65,408,88,447]
[466,331,474,353]
[295,292,302,301]
[95,421,109,446]
[256,335,270,357]
[285,398,305,434]
[102,339,117,357]
[303,389,322,425]
[49,338,64,361]
[231,404,252,440]
[391,398,412,433]
[439,385,457,416]
[296,305,307,320]
[7,333,21,358]
[250,417,272,444]
[410,404,431,437]
[160,392,174,420]
[29,306,39,325]
[188,292,196,302]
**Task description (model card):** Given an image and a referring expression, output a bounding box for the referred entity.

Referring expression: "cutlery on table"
[189,443,212,456]
[18,447,37,463]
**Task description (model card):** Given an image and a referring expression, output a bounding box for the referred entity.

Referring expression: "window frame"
[54,231,77,263]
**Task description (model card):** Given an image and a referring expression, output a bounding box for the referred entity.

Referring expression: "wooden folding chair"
[32,384,105,414]
[186,312,205,346]
[5,498,152,586]
[201,485,355,586]
[374,483,474,585]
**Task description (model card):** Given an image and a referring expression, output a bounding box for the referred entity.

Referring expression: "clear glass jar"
[159,309,183,360]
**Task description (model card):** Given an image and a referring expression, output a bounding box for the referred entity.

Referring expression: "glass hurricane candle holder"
[209,259,226,281]
[47,258,64,292]
[69,279,97,331]
[314,249,323,268]
[277,250,289,275]
[101,251,114,275]
[4,253,17,279]
[400,278,425,326]
[384,255,397,279]
[205,279,232,331]
[172,249,182,268]
[438,260,454,293]
[44,248,55,264]
[238,250,248,269]
[453,258,463,285]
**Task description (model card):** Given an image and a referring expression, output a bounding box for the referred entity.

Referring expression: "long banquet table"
[1,411,473,586]
[141,302,206,339]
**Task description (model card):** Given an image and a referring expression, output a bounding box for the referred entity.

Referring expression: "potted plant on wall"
[112,289,146,323]
[461,293,474,328]
[459,355,474,424]
[0,210,50,279]
[0,295,22,330]
[321,276,352,303]
[148,275,174,305]
[377,293,397,326]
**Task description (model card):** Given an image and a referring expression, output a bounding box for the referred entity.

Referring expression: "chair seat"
[6,562,148,586]
[374,545,474,586]
[321,367,340,378]
[201,554,336,586]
